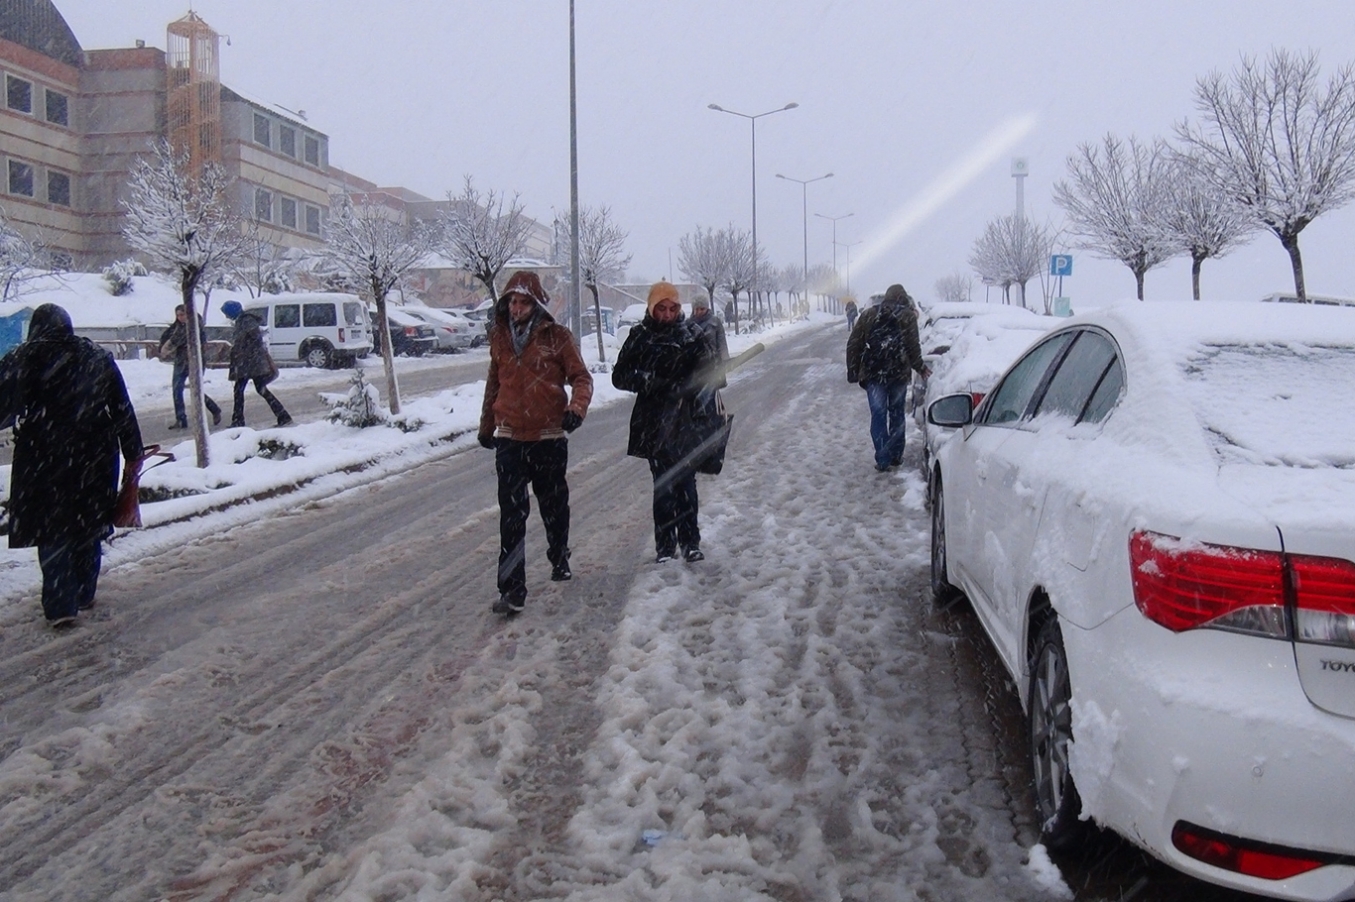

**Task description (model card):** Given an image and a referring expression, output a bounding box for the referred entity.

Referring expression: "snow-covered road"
[0,325,1254,901]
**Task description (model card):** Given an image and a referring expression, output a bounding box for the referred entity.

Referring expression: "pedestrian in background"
[844,297,859,331]
[221,300,291,429]
[0,304,143,626]
[689,295,729,380]
[159,303,223,429]
[846,284,929,471]
[613,281,719,563]
[478,271,593,616]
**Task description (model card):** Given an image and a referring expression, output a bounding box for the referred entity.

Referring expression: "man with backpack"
[845,284,930,471]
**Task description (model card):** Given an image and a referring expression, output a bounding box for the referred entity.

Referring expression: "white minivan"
[241,294,373,368]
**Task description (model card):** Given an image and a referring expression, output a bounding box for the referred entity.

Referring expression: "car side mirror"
[928,392,974,427]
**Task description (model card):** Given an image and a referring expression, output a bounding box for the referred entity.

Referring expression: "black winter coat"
[613,314,716,460]
[228,312,277,382]
[0,304,143,548]
[845,302,925,387]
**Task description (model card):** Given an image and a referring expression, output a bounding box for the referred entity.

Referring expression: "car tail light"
[1291,556,1355,648]
[970,392,985,407]
[338,328,346,342]
[1130,531,1355,645]
[1172,822,1332,880]
[404,326,418,337]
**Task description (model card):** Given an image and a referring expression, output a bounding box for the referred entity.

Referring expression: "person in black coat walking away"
[0,304,143,626]
[613,281,718,563]
[160,304,222,429]
[689,295,729,383]
[221,300,291,428]
[845,284,929,471]
[844,297,859,331]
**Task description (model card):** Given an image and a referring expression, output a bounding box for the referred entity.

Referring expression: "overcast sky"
[55,1,1355,308]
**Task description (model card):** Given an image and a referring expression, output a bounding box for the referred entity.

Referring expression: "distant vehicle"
[397,306,476,351]
[1259,292,1355,307]
[242,294,372,369]
[617,303,649,331]
[914,308,1055,471]
[371,307,437,357]
[581,305,616,336]
[927,301,1355,900]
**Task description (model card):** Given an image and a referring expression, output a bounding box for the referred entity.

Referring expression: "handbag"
[689,390,733,476]
[113,445,175,529]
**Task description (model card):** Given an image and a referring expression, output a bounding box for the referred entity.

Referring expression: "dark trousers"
[649,455,699,555]
[172,361,221,426]
[865,379,910,468]
[231,378,289,427]
[495,438,570,601]
[37,538,102,621]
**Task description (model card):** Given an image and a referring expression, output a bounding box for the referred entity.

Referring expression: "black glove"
[562,411,583,433]
[478,433,494,449]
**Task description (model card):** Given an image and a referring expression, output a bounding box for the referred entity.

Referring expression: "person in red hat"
[478,271,593,616]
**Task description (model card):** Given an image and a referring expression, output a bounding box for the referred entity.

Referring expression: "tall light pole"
[776,171,831,320]
[814,211,852,311]
[708,101,798,332]
[841,239,862,295]
[567,0,582,336]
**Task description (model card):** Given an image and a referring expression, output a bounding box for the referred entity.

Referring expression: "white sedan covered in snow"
[927,301,1355,900]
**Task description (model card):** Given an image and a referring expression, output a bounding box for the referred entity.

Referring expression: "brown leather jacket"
[479,306,593,441]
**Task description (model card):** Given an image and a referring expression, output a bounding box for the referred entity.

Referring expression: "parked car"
[241,294,372,368]
[926,301,1355,900]
[913,307,1056,469]
[917,301,1037,357]
[396,306,477,351]
[371,307,437,357]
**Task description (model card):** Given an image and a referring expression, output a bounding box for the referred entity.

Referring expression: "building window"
[304,204,321,235]
[47,171,70,206]
[254,187,273,222]
[6,75,32,113]
[8,160,34,196]
[44,89,68,126]
[280,196,298,228]
[253,112,271,148]
[279,125,296,157]
[303,134,320,166]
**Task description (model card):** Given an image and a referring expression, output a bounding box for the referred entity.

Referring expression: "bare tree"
[123,139,246,467]
[677,225,731,313]
[234,217,296,298]
[968,214,1054,310]
[934,272,973,304]
[806,262,838,310]
[0,206,47,303]
[721,226,755,333]
[439,175,531,304]
[780,262,805,317]
[1053,134,1177,300]
[1160,151,1255,299]
[321,193,431,415]
[1176,49,1355,300]
[554,205,631,366]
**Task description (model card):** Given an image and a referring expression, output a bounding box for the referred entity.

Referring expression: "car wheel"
[1028,617,1087,852]
[929,475,959,604]
[304,342,333,369]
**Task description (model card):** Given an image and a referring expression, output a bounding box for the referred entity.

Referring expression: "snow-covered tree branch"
[122,139,247,466]
[1160,150,1255,300]
[321,193,432,414]
[438,176,530,304]
[969,214,1054,310]
[554,205,630,365]
[0,206,46,303]
[1176,48,1355,300]
[1053,134,1177,300]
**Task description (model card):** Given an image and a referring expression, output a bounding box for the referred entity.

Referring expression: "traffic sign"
[1050,255,1073,277]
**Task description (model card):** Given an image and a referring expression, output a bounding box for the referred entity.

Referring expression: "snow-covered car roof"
[1006,300,1355,534]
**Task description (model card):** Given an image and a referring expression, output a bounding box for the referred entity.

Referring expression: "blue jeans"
[172,361,222,427]
[865,380,910,468]
[37,539,102,621]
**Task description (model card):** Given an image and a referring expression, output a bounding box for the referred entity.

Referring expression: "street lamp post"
[841,239,862,296]
[776,171,832,321]
[814,211,853,311]
[708,101,798,333]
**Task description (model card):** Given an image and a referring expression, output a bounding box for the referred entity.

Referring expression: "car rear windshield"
[343,302,366,326]
[1183,343,1355,467]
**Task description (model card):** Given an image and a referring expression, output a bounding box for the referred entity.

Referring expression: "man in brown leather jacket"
[478,271,593,615]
